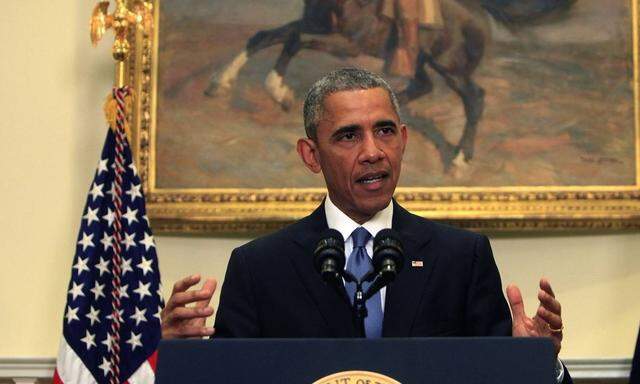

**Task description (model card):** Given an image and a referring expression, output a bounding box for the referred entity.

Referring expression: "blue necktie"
[345,227,383,338]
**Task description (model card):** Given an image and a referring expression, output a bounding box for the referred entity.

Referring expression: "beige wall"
[1,1,638,359]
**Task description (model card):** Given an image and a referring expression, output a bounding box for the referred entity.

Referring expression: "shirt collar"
[324,195,393,241]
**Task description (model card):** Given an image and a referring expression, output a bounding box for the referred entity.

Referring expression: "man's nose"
[358,133,385,163]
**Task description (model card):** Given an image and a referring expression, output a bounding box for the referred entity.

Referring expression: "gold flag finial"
[90,1,111,46]
[90,0,153,85]
[91,0,151,133]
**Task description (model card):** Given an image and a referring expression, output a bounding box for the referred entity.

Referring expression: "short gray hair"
[303,68,401,140]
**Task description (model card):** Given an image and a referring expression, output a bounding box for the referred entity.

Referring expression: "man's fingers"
[195,278,217,308]
[170,274,201,296]
[163,306,214,324]
[506,284,527,323]
[167,288,215,309]
[536,306,563,330]
[538,289,561,315]
[539,278,556,298]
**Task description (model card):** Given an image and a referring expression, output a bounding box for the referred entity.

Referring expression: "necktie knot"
[351,227,371,249]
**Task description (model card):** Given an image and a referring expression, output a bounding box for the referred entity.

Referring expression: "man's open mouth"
[356,172,389,184]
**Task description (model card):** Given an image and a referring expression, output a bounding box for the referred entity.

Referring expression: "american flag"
[54,124,163,384]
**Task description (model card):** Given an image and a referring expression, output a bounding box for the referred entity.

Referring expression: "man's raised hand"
[161,274,217,339]
[507,278,564,356]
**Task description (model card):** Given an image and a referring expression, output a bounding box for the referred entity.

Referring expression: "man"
[382,0,443,76]
[161,68,570,382]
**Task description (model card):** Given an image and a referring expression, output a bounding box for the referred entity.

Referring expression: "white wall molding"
[0,358,55,383]
[0,357,632,381]
[564,358,632,379]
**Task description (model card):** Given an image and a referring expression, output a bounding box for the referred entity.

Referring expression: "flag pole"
[116,61,126,89]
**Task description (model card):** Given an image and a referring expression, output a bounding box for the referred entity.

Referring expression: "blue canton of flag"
[54,128,163,384]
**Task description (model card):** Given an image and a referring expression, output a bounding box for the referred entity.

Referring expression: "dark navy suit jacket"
[213,201,572,382]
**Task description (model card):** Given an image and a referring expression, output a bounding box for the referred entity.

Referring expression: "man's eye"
[339,132,357,141]
[378,127,396,135]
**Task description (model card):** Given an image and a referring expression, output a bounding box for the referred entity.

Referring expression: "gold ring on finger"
[548,324,564,333]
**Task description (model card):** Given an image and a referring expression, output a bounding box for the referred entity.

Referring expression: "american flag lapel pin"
[411,260,424,268]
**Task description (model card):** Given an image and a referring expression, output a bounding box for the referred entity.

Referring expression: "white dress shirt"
[324,195,392,311]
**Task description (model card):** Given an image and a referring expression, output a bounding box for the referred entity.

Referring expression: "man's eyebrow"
[331,124,360,138]
[373,120,397,128]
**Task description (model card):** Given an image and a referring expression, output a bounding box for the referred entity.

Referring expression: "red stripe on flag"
[53,368,64,384]
[148,350,158,371]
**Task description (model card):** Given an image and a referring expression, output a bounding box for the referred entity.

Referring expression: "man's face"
[298,87,408,223]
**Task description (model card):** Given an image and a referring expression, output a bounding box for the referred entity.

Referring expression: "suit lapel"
[382,201,437,336]
[285,204,357,337]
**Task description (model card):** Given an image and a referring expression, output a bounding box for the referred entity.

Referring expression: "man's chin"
[329,188,394,222]
[354,195,393,217]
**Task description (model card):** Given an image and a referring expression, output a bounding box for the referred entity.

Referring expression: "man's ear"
[297,138,322,173]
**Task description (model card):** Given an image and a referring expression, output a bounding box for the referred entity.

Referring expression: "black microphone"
[313,229,345,283]
[372,228,404,283]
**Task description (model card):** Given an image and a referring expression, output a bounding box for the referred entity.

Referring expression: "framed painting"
[128,0,640,233]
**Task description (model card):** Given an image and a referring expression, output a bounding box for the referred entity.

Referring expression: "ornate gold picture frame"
[129,0,640,233]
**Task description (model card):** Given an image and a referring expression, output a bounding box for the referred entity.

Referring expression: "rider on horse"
[382,0,443,76]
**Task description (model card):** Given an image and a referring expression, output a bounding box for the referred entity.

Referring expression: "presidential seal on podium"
[313,370,401,384]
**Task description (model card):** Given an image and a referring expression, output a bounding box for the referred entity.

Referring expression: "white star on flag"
[153,306,162,321]
[119,284,130,299]
[122,231,136,250]
[130,306,148,326]
[86,306,101,326]
[101,333,113,353]
[95,256,111,276]
[88,182,104,201]
[140,232,155,251]
[80,330,96,350]
[68,282,85,300]
[129,163,138,176]
[77,232,95,252]
[126,183,143,203]
[98,357,112,377]
[137,256,154,276]
[83,207,100,225]
[90,281,105,300]
[102,207,115,226]
[126,331,143,351]
[122,207,139,225]
[133,281,152,300]
[97,158,109,175]
[157,286,165,305]
[65,305,79,324]
[100,232,114,251]
[72,256,90,275]
[122,256,134,275]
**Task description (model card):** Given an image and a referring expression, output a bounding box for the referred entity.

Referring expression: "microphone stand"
[341,270,389,338]
[341,271,366,338]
